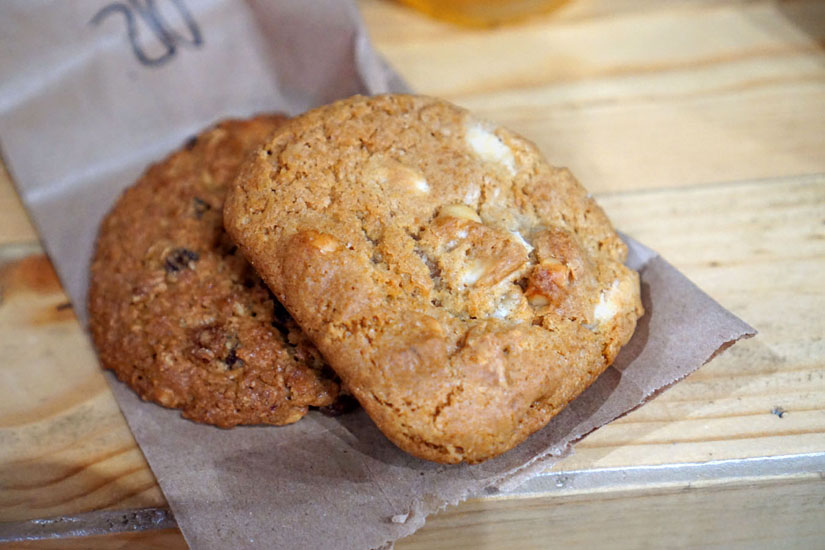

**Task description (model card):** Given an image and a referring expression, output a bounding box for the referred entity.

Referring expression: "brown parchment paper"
[0,2,754,549]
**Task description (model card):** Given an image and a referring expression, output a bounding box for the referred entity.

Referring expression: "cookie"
[88,114,340,427]
[224,95,644,462]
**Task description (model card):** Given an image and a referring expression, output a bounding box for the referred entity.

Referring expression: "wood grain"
[4,475,824,549]
[562,175,825,469]
[5,529,188,550]
[1,174,822,524]
[0,162,37,246]
[0,245,165,522]
[397,474,825,550]
[363,0,825,193]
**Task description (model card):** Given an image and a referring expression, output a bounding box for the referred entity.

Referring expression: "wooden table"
[2,0,824,547]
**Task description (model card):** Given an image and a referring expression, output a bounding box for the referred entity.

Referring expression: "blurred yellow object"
[396,0,570,27]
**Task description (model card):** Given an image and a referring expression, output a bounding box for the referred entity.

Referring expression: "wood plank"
[0,248,166,522]
[2,1,823,234]
[552,175,825,470]
[5,528,188,550]
[396,474,825,550]
[5,474,824,550]
[363,0,825,192]
[0,163,38,246]
[1,175,822,524]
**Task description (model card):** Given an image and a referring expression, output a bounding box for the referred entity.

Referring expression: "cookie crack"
[432,384,463,423]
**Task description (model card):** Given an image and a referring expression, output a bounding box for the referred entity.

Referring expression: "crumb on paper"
[771,406,786,418]
[391,512,409,524]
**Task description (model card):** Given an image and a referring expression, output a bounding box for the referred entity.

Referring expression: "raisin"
[184,134,198,150]
[223,348,244,370]
[192,197,211,219]
[319,394,359,417]
[164,248,199,273]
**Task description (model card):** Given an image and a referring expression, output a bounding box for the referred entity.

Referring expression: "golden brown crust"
[225,95,643,461]
[88,115,340,427]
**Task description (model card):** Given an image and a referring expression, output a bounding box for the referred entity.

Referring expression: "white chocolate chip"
[463,185,480,204]
[365,157,428,195]
[461,259,487,286]
[492,289,522,319]
[412,175,430,194]
[465,123,516,175]
[594,280,621,323]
